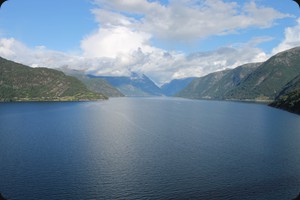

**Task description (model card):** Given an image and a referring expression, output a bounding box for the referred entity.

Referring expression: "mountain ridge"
[269,74,300,114]
[177,63,261,99]
[0,57,107,102]
[161,77,196,96]
[89,72,163,97]
[225,47,300,101]
[59,67,124,97]
[176,46,300,114]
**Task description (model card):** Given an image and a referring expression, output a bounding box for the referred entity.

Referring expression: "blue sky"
[0,0,96,51]
[0,0,300,84]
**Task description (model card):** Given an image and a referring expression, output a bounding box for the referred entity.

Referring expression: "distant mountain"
[225,47,300,101]
[269,75,300,114]
[177,63,261,99]
[177,70,230,99]
[89,72,163,96]
[161,77,195,96]
[59,67,124,97]
[0,57,107,101]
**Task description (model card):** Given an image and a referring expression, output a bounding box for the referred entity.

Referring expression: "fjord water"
[0,98,300,200]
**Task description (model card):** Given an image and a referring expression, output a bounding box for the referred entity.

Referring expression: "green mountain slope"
[270,89,300,114]
[177,70,230,99]
[0,57,107,101]
[225,47,300,101]
[269,75,300,114]
[275,74,300,97]
[161,77,195,96]
[177,47,300,102]
[177,63,260,99]
[60,67,124,97]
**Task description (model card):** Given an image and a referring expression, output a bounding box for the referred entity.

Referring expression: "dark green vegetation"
[60,67,124,97]
[225,47,300,101]
[177,63,261,99]
[270,75,300,114]
[0,57,107,102]
[270,89,300,114]
[176,47,300,114]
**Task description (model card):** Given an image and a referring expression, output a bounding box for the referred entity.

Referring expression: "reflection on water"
[0,98,300,200]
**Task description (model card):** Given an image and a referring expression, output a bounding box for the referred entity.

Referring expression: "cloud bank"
[272,18,300,54]
[0,0,294,85]
[91,0,288,41]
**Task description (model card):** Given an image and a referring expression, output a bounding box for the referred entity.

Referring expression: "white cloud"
[243,1,289,28]
[95,42,268,85]
[272,18,300,54]
[75,0,285,84]
[91,9,137,27]
[93,0,163,15]
[91,0,290,41]
[81,26,153,59]
[0,35,269,85]
[0,1,291,85]
[159,44,267,84]
[0,38,27,58]
[141,0,288,40]
[0,38,78,68]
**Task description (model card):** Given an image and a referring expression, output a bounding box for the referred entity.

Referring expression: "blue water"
[0,98,300,200]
